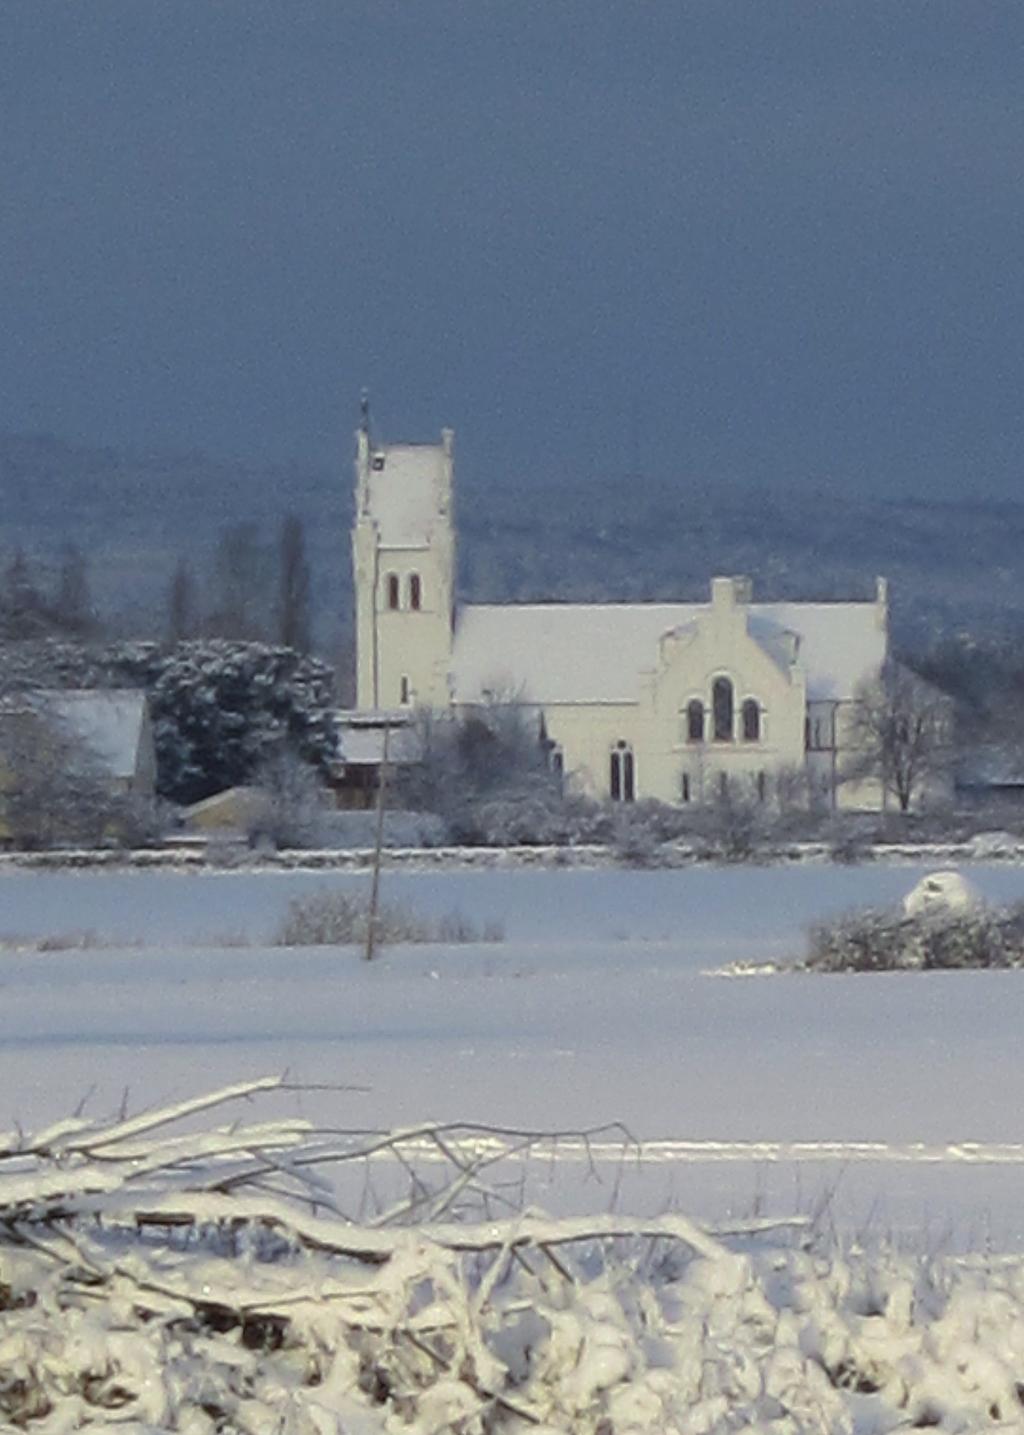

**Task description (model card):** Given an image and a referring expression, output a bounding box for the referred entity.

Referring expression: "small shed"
[329,710,421,809]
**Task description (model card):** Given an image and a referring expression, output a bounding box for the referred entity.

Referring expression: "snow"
[33,688,147,778]
[4,862,1024,1429]
[2,863,1024,1249]
[452,598,885,703]
[902,870,983,918]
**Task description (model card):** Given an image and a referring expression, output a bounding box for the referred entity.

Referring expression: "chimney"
[710,575,752,611]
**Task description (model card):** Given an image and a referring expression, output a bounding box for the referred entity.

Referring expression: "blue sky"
[2,1,1023,499]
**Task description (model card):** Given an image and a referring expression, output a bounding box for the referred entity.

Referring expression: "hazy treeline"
[5,431,1024,737]
[1,516,314,655]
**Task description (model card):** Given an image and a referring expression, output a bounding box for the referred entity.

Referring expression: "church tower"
[352,421,456,710]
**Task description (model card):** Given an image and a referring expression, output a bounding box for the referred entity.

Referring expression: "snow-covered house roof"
[33,690,151,781]
[451,598,886,706]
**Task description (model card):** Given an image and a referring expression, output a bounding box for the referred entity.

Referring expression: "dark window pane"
[713,679,734,741]
[687,700,704,742]
[742,699,760,742]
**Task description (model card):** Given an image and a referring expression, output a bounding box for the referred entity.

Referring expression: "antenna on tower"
[359,387,371,437]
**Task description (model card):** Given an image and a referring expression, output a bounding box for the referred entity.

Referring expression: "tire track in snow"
[396,1136,1024,1166]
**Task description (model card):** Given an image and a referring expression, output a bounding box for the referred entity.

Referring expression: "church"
[347,423,890,811]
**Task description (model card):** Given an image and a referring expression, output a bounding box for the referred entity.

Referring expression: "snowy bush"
[275,887,503,946]
[4,1078,1024,1433]
[804,903,1024,972]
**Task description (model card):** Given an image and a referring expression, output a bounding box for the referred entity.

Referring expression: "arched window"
[610,741,635,802]
[409,574,422,611]
[686,699,705,743]
[712,677,734,742]
[386,573,400,610]
[741,699,761,742]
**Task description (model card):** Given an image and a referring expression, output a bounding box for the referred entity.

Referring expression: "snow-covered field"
[4,863,1024,1431]
[2,862,1024,1246]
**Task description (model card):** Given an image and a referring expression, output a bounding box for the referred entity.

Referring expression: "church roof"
[451,602,885,705]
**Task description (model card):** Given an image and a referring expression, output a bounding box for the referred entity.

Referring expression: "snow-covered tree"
[151,640,337,804]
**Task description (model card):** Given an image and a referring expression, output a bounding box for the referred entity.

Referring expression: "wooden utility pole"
[364,723,390,962]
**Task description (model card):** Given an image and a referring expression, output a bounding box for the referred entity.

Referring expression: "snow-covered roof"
[336,725,421,767]
[748,603,887,701]
[451,601,885,705]
[35,690,148,779]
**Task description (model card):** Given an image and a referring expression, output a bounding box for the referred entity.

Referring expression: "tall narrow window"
[409,574,422,611]
[686,699,705,743]
[610,741,635,802]
[681,772,691,803]
[757,770,767,803]
[387,573,400,610]
[718,771,728,799]
[712,678,734,742]
[399,675,410,705]
[742,699,761,742]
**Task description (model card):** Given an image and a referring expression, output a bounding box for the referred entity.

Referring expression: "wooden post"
[364,722,390,962]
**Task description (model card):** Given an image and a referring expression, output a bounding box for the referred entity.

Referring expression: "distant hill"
[3,432,1021,656]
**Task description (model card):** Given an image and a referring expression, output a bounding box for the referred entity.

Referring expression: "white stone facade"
[351,426,891,810]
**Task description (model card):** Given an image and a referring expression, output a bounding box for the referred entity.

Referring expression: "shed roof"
[35,690,148,779]
[451,601,885,705]
[335,722,421,767]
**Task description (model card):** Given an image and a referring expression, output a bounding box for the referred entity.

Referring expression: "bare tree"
[54,542,96,637]
[0,701,114,849]
[167,558,199,644]
[399,697,560,840]
[0,549,48,639]
[207,523,269,640]
[843,663,954,813]
[276,513,311,652]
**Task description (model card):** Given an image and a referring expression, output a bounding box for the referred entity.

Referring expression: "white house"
[349,424,891,810]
